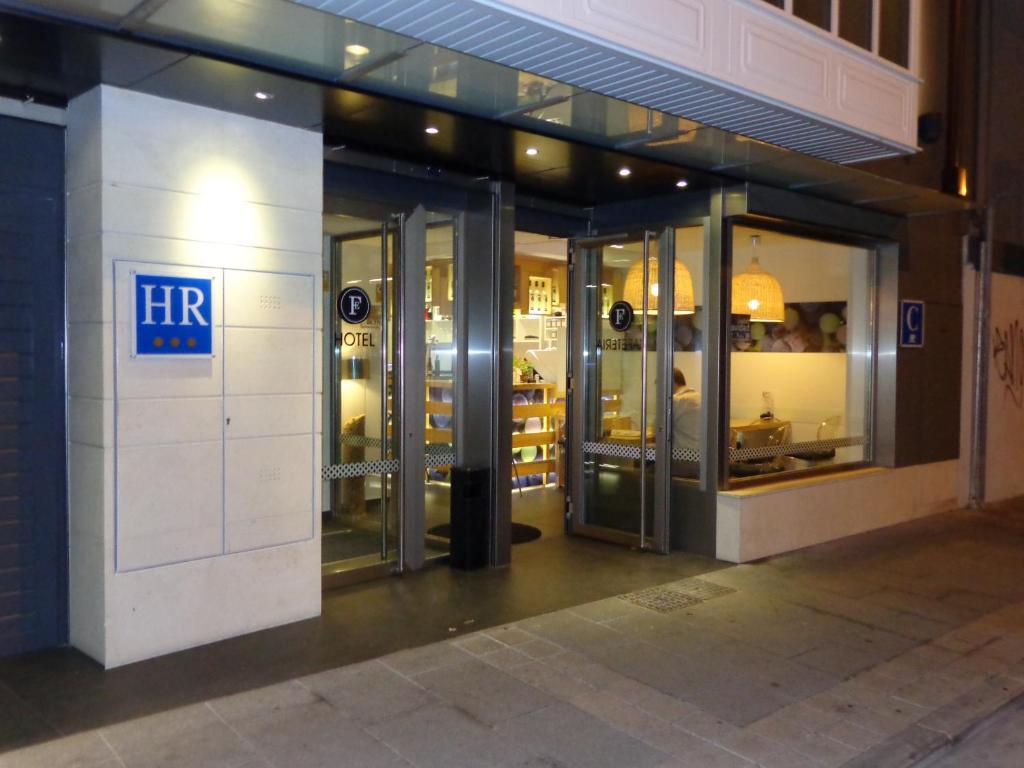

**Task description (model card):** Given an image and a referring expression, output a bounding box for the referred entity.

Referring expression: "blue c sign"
[900,299,925,348]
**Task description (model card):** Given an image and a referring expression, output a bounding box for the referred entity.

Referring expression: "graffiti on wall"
[993,318,1024,408]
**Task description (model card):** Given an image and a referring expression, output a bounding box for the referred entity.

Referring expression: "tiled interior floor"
[7,502,1024,767]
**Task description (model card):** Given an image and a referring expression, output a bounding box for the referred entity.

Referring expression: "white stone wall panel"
[225,434,315,553]
[67,85,323,667]
[115,441,224,570]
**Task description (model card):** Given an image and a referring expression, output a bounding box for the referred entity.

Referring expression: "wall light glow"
[186,164,260,250]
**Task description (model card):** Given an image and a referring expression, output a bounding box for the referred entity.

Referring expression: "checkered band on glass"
[729,435,865,462]
[338,435,384,448]
[425,445,455,467]
[322,460,399,480]
[582,441,655,461]
[671,448,701,462]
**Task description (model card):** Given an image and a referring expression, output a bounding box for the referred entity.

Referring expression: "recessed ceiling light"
[610,244,625,249]
[676,179,689,188]
[254,91,274,101]
[618,167,631,177]
[345,44,370,56]
[525,147,539,156]
[425,126,440,135]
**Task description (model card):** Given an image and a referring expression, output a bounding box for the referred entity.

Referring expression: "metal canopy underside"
[0,0,969,215]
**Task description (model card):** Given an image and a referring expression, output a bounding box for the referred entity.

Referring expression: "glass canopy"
[2,0,966,215]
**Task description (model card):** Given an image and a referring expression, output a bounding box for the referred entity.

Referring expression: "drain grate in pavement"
[618,586,702,613]
[668,577,737,602]
[618,578,737,614]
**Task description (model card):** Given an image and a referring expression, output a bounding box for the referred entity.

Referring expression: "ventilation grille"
[301,0,901,164]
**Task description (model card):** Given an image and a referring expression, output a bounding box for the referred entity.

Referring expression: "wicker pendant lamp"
[731,235,784,322]
[621,257,695,315]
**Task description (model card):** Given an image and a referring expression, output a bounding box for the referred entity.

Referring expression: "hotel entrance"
[320,162,502,586]
[512,196,716,558]
[565,220,712,553]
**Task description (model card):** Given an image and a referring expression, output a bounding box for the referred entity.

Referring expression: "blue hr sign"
[134,274,213,356]
[900,299,925,348]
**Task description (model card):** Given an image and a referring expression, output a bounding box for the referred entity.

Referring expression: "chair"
[730,421,789,477]
[787,416,840,462]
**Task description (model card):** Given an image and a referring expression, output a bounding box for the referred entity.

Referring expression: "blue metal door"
[0,115,67,656]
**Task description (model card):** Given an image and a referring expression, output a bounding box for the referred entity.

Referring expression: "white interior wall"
[67,85,323,667]
[732,226,853,303]
[729,354,848,439]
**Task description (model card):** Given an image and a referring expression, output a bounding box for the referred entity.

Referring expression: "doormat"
[618,578,737,614]
[427,522,542,545]
[618,586,701,613]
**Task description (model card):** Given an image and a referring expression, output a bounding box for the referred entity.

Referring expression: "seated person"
[672,368,700,478]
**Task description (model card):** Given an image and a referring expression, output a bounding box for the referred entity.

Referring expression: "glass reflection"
[423,217,457,559]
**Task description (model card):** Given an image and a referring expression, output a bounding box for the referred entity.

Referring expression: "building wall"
[984,273,1024,502]
[976,1,1024,505]
[0,115,67,656]
[66,86,324,667]
[894,213,966,467]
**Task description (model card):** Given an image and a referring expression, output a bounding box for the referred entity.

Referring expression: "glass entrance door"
[568,229,674,551]
[323,216,399,578]
[321,202,468,582]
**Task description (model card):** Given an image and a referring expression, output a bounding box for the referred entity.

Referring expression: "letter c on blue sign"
[338,286,371,324]
[905,304,921,332]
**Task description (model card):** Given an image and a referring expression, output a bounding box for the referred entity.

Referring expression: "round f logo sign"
[608,301,634,332]
[338,286,372,324]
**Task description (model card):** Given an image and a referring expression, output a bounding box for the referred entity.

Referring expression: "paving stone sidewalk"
[7,504,1024,767]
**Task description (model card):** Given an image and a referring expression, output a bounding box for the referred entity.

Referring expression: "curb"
[841,676,1024,767]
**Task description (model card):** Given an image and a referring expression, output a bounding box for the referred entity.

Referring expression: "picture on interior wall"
[612,310,705,351]
[673,310,703,352]
[733,302,848,353]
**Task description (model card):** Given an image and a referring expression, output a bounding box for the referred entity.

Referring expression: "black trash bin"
[450,466,490,570]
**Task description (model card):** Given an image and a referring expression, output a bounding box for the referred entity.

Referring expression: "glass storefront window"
[879,0,911,68]
[839,0,873,52]
[793,0,832,31]
[727,225,873,482]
